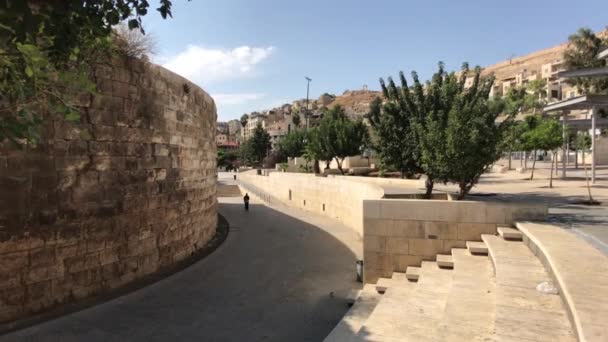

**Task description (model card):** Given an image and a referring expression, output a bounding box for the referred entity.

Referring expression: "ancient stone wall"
[0,56,217,322]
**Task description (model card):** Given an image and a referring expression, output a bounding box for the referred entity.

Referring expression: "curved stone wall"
[0,56,217,322]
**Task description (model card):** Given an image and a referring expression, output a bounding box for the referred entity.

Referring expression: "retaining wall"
[238,171,547,284]
[0,56,217,322]
[362,199,547,283]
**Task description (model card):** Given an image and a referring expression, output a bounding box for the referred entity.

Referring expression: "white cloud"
[162,45,275,84]
[212,92,266,105]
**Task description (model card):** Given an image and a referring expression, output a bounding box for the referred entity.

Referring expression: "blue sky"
[145,0,607,121]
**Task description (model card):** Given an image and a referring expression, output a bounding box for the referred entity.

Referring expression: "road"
[1,173,361,342]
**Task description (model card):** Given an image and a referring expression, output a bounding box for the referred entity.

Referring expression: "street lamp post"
[305,77,312,129]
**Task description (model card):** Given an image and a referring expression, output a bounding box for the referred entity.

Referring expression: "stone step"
[406,266,421,282]
[467,241,488,255]
[497,226,523,241]
[323,284,382,342]
[354,264,453,341]
[436,248,495,341]
[436,254,454,269]
[374,277,391,294]
[345,288,362,306]
[374,272,407,293]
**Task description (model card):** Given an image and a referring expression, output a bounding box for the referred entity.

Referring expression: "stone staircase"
[324,225,577,342]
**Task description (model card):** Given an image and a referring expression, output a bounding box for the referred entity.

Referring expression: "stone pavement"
[0,188,362,341]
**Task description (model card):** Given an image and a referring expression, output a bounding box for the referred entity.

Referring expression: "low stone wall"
[362,199,547,283]
[238,171,384,236]
[0,56,217,323]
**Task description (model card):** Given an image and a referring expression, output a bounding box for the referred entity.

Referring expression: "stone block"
[424,221,458,240]
[55,156,90,171]
[364,235,386,253]
[442,240,467,253]
[29,247,56,268]
[457,223,496,241]
[392,220,425,238]
[485,204,507,224]
[362,200,380,219]
[408,238,443,258]
[1,251,29,273]
[364,219,393,236]
[363,252,392,271]
[385,237,409,254]
[461,202,487,223]
[392,254,424,272]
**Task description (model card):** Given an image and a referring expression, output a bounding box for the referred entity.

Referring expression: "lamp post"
[305,77,312,129]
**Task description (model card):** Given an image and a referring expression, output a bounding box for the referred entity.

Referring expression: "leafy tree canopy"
[240,122,270,166]
[312,105,368,174]
[378,62,506,198]
[0,0,182,146]
[278,129,306,158]
[563,27,608,94]
[240,114,249,128]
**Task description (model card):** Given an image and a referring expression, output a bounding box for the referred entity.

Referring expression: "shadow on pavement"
[2,202,359,342]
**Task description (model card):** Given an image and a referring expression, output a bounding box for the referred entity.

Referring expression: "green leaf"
[24,66,33,77]
[64,110,81,122]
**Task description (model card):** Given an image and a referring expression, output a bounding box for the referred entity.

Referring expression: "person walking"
[243,193,250,211]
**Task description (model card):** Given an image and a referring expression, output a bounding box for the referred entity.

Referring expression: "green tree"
[521,117,562,181]
[0,1,180,146]
[502,80,546,116]
[499,120,525,170]
[379,62,506,198]
[240,114,249,128]
[292,113,301,128]
[217,149,238,170]
[443,68,504,199]
[576,132,596,202]
[278,129,307,158]
[240,123,270,166]
[563,27,608,95]
[314,105,368,175]
[305,127,333,173]
[525,79,548,114]
[368,82,421,178]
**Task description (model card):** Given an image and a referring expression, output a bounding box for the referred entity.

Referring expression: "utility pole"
[305,77,312,129]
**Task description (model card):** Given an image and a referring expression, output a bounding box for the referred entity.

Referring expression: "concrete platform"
[517,222,608,342]
[483,234,576,341]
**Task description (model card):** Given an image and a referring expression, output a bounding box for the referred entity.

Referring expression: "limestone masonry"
[0,56,217,323]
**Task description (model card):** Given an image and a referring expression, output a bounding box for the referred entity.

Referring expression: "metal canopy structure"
[543,94,608,112]
[543,95,608,183]
[557,67,608,79]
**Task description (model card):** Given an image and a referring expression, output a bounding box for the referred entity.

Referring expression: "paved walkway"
[0,181,362,341]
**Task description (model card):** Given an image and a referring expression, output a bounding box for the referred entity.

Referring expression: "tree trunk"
[524,151,528,169]
[424,177,434,199]
[549,151,555,188]
[583,161,595,203]
[458,182,468,200]
[313,159,320,174]
[575,148,578,169]
[508,149,512,170]
[334,157,345,175]
[530,151,537,180]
